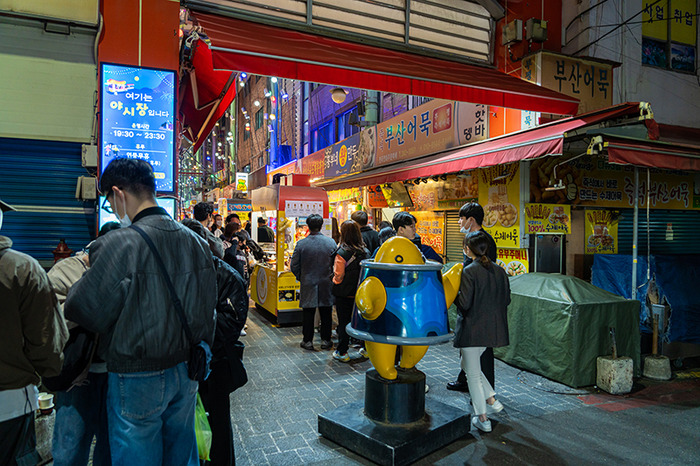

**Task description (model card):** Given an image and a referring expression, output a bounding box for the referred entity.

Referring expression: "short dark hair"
[306,214,323,232]
[257,217,267,224]
[459,202,484,226]
[98,221,121,237]
[392,211,416,230]
[226,213,240,224]
[234,231,248,243]
[378,220,392,231]
[214,214,222,220]
[100,158,156,199]
[181,218,208,240]
[464,231,491,267]
[193,202,214,222]
[378,226,396,244]
[351,210,368,226]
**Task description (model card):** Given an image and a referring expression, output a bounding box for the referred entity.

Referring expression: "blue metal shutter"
[617,208,700,255]
[0,137,96,266]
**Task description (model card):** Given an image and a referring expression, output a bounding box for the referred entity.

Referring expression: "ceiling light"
[330,87,348,104]
[271,77,278,83]
[269,114,276,121]
[239,81,245,87]
[240,72,247,79]
[254,100,260,107]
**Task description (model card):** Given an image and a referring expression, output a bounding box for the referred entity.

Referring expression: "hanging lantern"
[330,87,348,104]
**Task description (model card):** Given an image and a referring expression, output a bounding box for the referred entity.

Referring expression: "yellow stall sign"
[497,248,529,276]
[584,210,618,255]
[480,164,520,248]
[525,203,571,234]
[412,211,446,255]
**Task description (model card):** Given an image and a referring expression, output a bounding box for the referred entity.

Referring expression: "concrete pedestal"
[596,356,633,395]
[318,369,470,466]
[643,355,672,380]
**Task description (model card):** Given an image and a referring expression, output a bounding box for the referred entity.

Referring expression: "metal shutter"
[444,210,463,263]
[617,208,700,255]
[0,137,96,267]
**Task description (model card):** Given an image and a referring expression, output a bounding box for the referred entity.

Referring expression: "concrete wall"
[563,0,700,128]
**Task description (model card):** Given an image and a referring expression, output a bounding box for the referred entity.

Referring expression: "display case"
[249,184,330,324]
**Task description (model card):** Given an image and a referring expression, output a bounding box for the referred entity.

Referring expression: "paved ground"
[231,306,700,465]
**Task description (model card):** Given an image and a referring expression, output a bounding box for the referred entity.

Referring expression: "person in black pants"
[331,220,369,362]
[448,202,498,392]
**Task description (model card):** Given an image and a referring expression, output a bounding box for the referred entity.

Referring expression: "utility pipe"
[631,166,639,299]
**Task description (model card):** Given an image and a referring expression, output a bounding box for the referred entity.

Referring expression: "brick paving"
[231,305,590,465]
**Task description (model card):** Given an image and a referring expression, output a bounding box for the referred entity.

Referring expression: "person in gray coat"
[454,231,511,434]
[291,214,337,351]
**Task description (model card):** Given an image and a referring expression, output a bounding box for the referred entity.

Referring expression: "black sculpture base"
[318,369,470,466]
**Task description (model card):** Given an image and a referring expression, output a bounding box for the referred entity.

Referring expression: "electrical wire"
[572,0,662,56]
[565,0,611,32]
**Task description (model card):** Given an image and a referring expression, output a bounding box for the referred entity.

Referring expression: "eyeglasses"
[101,196,114,214]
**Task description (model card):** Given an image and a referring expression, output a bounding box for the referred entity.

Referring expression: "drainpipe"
[631,166,639,300]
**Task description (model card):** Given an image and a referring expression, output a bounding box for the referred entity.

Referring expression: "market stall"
[249,182,331,324]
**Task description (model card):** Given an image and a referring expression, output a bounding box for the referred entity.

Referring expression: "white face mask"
[460,226,469,234]
[115,192,131,227]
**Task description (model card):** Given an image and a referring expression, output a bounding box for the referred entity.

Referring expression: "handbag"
[130,224,212,383]
[42,327,98,392]
[332,249,367,297]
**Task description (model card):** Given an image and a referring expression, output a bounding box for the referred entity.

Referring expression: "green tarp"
[493,273,640,388]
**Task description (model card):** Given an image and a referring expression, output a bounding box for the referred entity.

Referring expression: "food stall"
[249,182,331,324]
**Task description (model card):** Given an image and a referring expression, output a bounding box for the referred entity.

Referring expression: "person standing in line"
[447,202,498,393]
[331,220,369,362]
[194,202,225,259]
[65,158,217,466]
[377,220,393,231]
[291,214,337,351]
[454,231,510,433]
[392,211,442,263]
[0,198,69,465]
[50,221,121,466]
[211,213,224,238]
[351,210,380,254]
[256,217,275,243]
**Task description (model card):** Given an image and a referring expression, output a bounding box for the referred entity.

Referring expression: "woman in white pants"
[454,231,511,432]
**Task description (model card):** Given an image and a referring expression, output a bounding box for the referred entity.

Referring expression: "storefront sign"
[584,210,618,254]
[480,164,521,249]
[407,173,479,211]
[531,156,699,210]
[413,211,445,255]
[367,185,388,208]
[101,63,175,192]
[521,51,614,115]
[497,248,529,276]
[524,203,571,234]
[300,149,325,180]
[235,173,248,192]
[267,160,296,185]
[324,132,361,178]
[328,188,361,204]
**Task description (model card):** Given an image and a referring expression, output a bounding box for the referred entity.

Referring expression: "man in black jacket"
[257,217,275,243]
[351,210,379,253]
[447,202,498,393]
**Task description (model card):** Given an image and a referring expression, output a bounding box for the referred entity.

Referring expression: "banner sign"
[412,211,445,255]
[299,149,325,180]
[497,248,529,276]
[235,173,248,192]
[407,173,479,211]
[530,156,700,210]
[324,132,361,178]
[584,209,618,254]
[479,163,521,249]
[524,203,571,234]
[100,63,175,192]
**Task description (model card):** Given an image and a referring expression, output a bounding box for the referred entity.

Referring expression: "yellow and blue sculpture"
[348,236,463,380]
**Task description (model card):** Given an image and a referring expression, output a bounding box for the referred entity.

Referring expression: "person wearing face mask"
[0,199,69,465]
[65,158,217,466]
[211,214,224,238]
[194,202,225,259]
[447,202,498,394]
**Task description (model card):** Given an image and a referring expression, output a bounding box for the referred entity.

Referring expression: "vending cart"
[250,182,331,324]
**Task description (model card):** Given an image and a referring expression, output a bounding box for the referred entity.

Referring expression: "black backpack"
[42,327,98,392]
[332,248,368,297]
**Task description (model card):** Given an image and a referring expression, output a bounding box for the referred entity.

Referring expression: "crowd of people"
[0,157,510,465]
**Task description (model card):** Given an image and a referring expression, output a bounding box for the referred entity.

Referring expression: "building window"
[336,108,359,141]
[301,83,309,155]
[255,108,264,129]
[642,0,697,72]
[311,121,332,153]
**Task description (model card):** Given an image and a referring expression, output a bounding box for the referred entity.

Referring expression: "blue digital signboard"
[100,63,175,193]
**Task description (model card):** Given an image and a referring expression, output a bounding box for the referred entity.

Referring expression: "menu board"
[496,248,529,276]
[100,63,175,192]
[412,211,445,255]
[479,164,521,249]
[584,209,618,254]
[524,203,571,234]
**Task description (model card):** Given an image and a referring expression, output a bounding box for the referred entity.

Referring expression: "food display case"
[250,184,331,324]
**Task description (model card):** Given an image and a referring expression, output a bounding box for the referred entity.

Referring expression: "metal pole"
[632,166,639,299]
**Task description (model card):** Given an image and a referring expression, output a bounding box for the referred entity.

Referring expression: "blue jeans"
[107,362,199,466]
[53,372,110,466]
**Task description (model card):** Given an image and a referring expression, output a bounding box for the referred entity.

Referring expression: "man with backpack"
[65,158,216,466]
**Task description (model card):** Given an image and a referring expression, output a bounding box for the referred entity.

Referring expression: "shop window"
[642,0,697,73]
[255,108,264,129]
[336,108,359,141]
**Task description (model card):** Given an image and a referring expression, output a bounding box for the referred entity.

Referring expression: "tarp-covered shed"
[494,273,640,388]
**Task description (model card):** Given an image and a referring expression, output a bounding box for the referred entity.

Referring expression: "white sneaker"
[485,399,503,414]
[240,329,247,336]
[471,416,492,433]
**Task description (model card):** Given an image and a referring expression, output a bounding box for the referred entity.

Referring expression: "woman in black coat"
[454,231,511,433]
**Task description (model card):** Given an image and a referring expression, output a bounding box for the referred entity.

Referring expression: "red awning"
[178,37,237,153]
[317,103,644,190]
[607,138,700,171]
[192,12,579,116]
